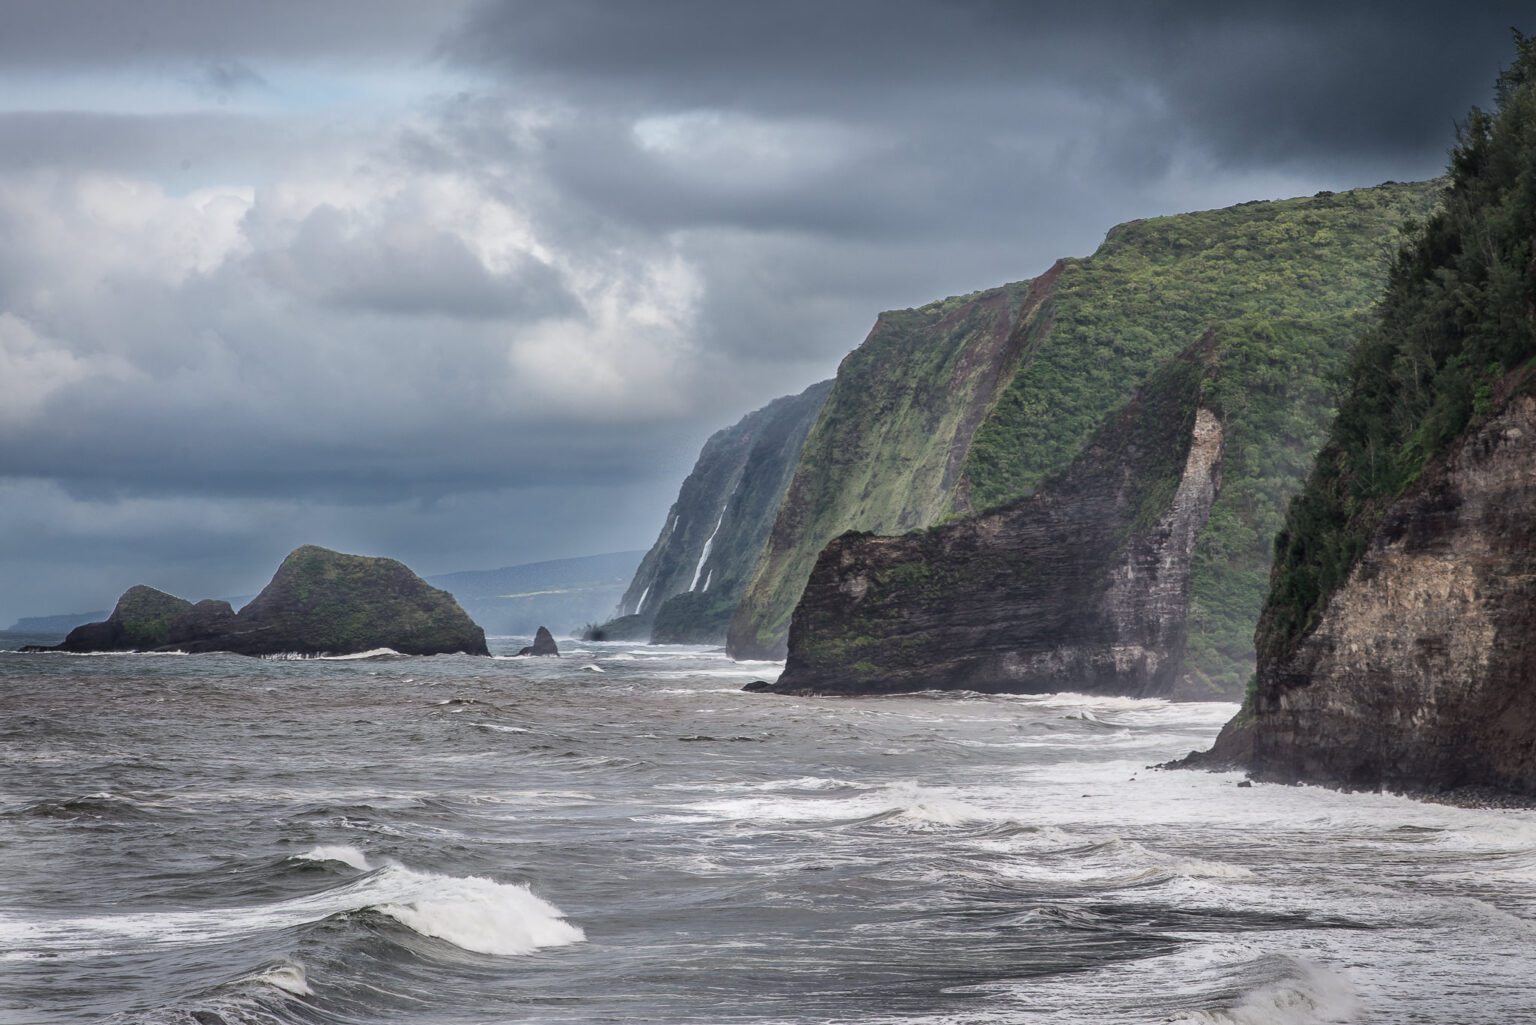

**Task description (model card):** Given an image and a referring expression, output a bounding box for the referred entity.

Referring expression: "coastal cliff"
[593,380,831,643]
[728,182,1439,687]
[767,341,1223,697]
[1189,37,1536,791]
[1234,389,1536,790]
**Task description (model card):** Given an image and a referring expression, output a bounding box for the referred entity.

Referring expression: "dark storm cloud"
[452,0,1525,167]
[0,0,1529,622]
[0,1,473,66]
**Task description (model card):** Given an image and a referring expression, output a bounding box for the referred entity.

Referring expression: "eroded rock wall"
[766,344,1223,697]
[1249,393,1536,792]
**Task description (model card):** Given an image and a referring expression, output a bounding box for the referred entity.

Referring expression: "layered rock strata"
[764,343,1223,697]
[1224,392,1536,791]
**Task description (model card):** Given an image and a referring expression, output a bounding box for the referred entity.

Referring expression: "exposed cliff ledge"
[764,343,1223,697]
[27,546,488,657]
[1230,391,1536,791]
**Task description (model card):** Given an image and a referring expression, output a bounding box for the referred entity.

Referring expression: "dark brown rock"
[25,546,488,658]
[517,626,559,657]
[766,341,1224,697]
[1242,393,1536,794]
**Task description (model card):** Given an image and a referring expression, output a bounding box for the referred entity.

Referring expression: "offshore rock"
[27,586,192,652]
[518,626,560,657]
[27,546,489,657]
[1243,392,1536,793]
[765,342,1223,697]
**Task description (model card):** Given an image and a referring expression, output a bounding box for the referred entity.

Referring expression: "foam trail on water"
[378,871,585,956]
[293,845,372,871]
[1167,959,1360,1025]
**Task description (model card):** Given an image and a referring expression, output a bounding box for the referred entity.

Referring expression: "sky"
[0,0,1527,623]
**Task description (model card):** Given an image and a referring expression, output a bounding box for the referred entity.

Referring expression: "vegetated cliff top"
[1259,33,1536,672]
[729,177,1441,664]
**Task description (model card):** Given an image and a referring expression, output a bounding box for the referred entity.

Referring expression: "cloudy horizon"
[0,0,1527,623]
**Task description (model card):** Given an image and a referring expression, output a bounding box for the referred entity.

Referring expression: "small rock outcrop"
[517,626,559,657]
[763,340,1223,697]
[24,546,489,657]
[30,585,192,652]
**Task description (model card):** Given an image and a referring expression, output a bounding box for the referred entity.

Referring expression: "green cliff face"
[595,380,832,644]
[728,181,1441,677]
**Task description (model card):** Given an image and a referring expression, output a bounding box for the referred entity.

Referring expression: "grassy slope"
[734,182,1439,675]
[729,279,1041,655]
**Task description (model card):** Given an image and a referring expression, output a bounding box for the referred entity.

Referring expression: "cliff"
[593,380,832,644]
[728,181,1441,685]
[28,546,489,657]
[1235,388,1536,790]
[1189,37,1536,792]
[767,339,1223,696]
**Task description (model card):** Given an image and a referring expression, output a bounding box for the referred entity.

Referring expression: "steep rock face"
[728,183,1440,671]
[1190,41,1536,790]
[597,380,832,644]
[768,344,1223,696]
[46,586,192,652]
[517,626,560,657]
[726,275,1053,659]
[33,547,489,657]
[1242,391,1536,791]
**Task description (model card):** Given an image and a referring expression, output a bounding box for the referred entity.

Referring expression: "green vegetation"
[733,180,1439,675]
[650,590,740,644]
[1262,34,1536,663]
[964,183,1441,510]
[729,280,1039,655]
[1178,314,1373,691]
[243,545,486,654]
[113,586,192,647]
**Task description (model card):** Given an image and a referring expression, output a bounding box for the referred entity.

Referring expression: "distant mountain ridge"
[427,551,643,636]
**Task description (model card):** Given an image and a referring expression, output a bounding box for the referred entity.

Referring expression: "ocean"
[3,638,1534,1024]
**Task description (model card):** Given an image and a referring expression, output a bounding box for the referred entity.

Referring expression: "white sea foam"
[261,648,402,661]
[1167,959,1360,1025]
[293,845,373,872]
[581,664,605,673]
[248,962,314,996]
[376,870,585,956]
[1,861,583,959]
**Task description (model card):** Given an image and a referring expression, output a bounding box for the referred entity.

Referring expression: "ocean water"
[3,638,1535,1024]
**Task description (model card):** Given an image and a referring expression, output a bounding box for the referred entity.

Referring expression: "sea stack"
[23,545,489,657]
[518,626,560,657]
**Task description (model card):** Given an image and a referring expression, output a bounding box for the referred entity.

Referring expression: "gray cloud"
[0,1,1528,623]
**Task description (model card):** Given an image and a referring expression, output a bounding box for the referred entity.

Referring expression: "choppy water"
[3,637,1535,1024]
